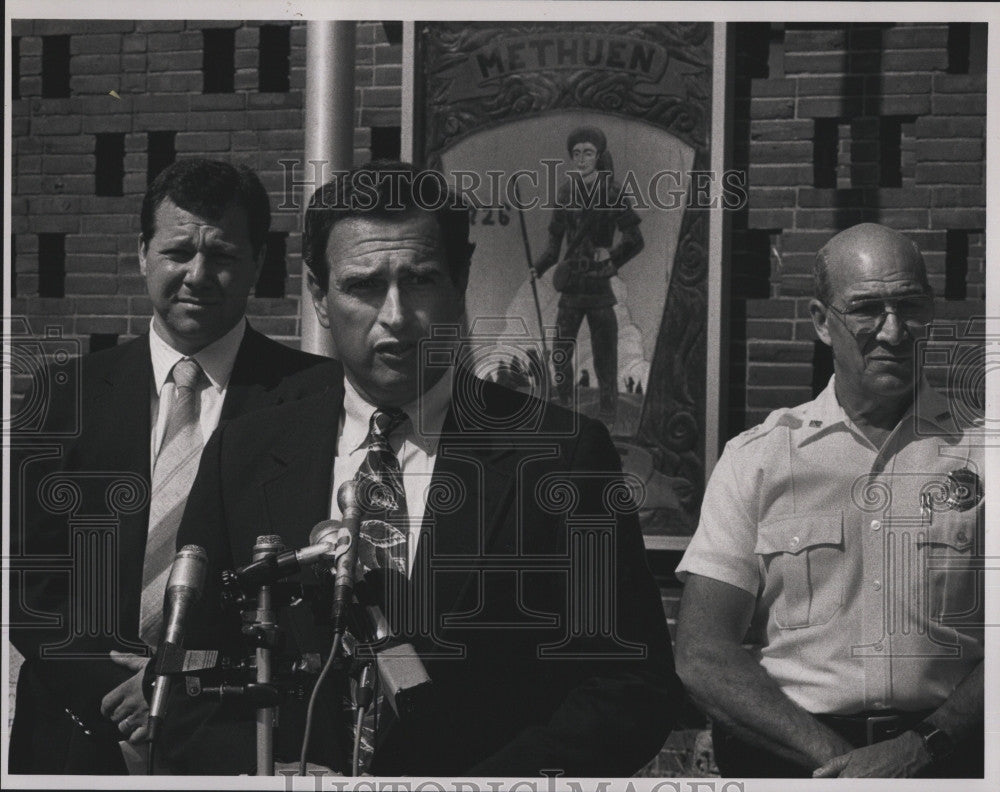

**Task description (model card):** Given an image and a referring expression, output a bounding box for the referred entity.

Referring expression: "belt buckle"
[866,714,902,745]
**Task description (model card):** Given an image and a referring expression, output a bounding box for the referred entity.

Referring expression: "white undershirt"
[327,368,454,576]
[148,318,246,467]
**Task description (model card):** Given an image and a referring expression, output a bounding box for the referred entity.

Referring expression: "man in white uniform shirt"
[160,162,679,776]
[675,223,983,778]
[9,159,335,774]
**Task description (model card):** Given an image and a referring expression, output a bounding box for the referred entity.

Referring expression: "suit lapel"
[91,337,154,634]
[220,327,270,420]
[258,387,343,549]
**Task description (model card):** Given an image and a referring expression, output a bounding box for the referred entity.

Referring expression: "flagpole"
[513,182,553,396]
[300,21,356,357]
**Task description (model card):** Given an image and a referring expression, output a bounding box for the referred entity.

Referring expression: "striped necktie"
[139,358,205,648]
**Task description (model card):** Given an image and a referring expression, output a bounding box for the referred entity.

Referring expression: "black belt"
[815,709,932,747]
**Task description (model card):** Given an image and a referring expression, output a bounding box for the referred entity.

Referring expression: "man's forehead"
[326,213,443,260]
[823,224,923,293]
[154,198,244,235]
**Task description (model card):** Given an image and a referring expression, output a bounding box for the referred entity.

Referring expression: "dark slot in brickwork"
[256,232,288,298]
[381,22,404,46]
[947,23,971,74]
[733,229,777,300]
[813,119,839,189]
[968,23,987,74]
[203,28,236,94]
[41,35,71,98]
[38,233,66,298]
[11,235,17,299]
[945,229,971,301]
[370,126,402,160]
[147,131,177,185]
[259,25,291,93]
[89,333,119,353]
[811,340,834,397]
[95,133,126,197]
[13,36,21,100]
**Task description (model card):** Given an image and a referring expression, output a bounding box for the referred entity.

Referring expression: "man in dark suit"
[157,162,678,777]
[8,159,336,774]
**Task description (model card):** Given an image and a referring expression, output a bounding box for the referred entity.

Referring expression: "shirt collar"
[797,373,954,446]
[340,367,454,456]
[149,317,247,395]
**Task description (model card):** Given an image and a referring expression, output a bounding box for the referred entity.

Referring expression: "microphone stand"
[251,535,283,777]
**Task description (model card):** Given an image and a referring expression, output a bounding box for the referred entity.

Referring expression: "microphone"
[332,480,362,631]
[234,521,350,588]
[148,545,208,744]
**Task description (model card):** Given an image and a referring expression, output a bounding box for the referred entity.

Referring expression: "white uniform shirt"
[677,376,984,714]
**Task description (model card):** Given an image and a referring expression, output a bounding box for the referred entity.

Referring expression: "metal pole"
[300,21,356,357]
[253,535,284,776]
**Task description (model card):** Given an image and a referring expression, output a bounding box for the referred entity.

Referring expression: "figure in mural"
[530,126,644,427]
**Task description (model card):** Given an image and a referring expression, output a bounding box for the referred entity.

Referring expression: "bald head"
[815,223,930,305]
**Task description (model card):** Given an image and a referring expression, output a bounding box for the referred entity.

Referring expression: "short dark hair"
[140,159,271,257]
[303,161,475,292]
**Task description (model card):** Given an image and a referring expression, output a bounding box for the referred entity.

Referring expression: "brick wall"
[728,22,987,436]
[10,20,403,356]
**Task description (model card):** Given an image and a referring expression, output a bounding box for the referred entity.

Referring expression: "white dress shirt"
[148,317,247,466]
[328,368,454,576]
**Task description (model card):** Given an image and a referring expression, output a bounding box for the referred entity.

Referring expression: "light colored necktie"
[139,358,205,648]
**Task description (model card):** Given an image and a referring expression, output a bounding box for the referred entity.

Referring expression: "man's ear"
[137,235,148,276]
[305,269,331,329]
[809,298,832,347]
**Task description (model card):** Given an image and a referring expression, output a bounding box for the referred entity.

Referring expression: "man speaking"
[157,162,678,776]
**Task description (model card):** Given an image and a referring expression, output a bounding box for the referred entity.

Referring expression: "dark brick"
[65,274,119,294]
[74,54,122,75]
[784,52,848,74]
[247,109,303,130]
[146,31,202,51]
[360,86,401,108]
[929,209,986,229]
[794,76,863,96]
[750,79,796,98]
[931,187,985,208]
[864,94,931,116]
[148,50,202,72]
[864,188,932,208]
[747,188,796,208]
[82,114,132,133]
[134,112,190,131]
[247,93,302,109]
[122,35,147,53]
[80,215,136,234]
[933,74,987,94]
[797,96,864,117]
[749,98,795,119]
[794,321,819,341]
[73,296,130,314]
[747,364,813,386]
[373,65,402,87]
[75,316,129,334]
[146,72,202,93]
[748,340,814,363]
[870,209,929,229]
[916,139,984,162]
[749,141,813,163]
[781,232,833,253]
[933,94,986,115]
[71,75,125,95]
[747,209,794,229]
[133,94,191,113]
[175,132,231,152]
[122,54,147,72]
[67,254,118,273]
[32,115,83,135]
[135,21,186,33]
[776,253,814,275]
[868,74,932,94]
[747,320,793,340]
[882,25,947,49]
[195,112,251,131]
[745,298,796,319]
[747,165,813,187]
[66,235,118,254]
[190,93,247,111]
[915,116,984,138]
[881,49,948,71]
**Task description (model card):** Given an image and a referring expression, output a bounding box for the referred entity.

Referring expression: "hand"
[100,652,152,745]
[593,247,611,263]
[812,732,932,778]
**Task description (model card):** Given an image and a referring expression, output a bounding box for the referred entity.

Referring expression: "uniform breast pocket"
[755,510,845,629]
[917,509,982,626]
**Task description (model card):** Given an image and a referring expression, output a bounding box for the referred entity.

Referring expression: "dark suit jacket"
[9,326,339,774]
[161,369,679,777]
